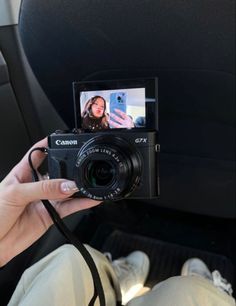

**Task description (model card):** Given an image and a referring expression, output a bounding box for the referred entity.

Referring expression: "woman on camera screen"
[81,95,135,131]
[81,96,110,131]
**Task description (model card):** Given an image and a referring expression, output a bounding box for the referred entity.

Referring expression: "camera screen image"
[79,87,146,131]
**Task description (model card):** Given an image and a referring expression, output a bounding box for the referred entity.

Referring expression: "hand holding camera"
[0,138,101,266]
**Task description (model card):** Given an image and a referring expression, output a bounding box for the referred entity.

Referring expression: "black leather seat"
[19,0,235,217]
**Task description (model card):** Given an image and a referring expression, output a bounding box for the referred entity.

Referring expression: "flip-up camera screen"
[73,78,158,131]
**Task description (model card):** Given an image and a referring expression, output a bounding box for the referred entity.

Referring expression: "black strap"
[28,148,106,306]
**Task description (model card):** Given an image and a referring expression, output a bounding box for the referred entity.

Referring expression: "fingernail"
[60,181,79,194]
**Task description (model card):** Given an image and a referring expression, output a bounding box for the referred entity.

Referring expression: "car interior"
[0,0,235,304]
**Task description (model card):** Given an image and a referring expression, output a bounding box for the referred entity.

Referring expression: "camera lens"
[74,135,142,200]
[86,160,115,187]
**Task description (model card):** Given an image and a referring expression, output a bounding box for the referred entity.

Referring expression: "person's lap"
[8,245,235,306]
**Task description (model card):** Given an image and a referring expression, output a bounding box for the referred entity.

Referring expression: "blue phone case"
[110,92,127,116]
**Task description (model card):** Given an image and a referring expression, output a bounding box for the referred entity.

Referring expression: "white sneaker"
[181,258,213,280]
[181,258,233,296]
[109,251,150,305]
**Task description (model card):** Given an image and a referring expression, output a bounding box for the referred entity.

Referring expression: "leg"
[127,276,235,306]
[8,244,121,306]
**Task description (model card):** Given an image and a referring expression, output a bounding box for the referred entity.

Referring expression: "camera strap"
[28,147,106,306]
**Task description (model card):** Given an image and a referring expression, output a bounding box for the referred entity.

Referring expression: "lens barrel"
[74,135,141,200]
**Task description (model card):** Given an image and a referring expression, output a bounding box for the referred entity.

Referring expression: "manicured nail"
[61,181,79,194]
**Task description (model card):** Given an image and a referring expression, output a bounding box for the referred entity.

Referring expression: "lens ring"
[74,136,142,200]
[75,146,126,198]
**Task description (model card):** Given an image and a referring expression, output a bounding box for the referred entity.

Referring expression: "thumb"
[6,180,79,205]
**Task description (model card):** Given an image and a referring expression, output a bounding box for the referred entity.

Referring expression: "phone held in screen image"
[110,92,127,113]
[109,92,127,127]
[47,78,160,201]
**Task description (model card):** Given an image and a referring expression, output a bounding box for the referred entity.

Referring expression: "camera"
[47,78,160,201]
[48,129,159,200]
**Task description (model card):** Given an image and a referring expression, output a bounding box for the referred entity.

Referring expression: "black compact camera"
[48,78,160,201]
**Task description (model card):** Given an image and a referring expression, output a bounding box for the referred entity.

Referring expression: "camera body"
[48,129,160,201]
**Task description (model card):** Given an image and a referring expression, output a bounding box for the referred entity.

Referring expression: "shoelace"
[112,259,134,277]
[104,252,134,276]
[212,270,233,296]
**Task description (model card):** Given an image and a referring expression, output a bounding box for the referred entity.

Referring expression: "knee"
[153,276,208,300]
[162,275,200,289]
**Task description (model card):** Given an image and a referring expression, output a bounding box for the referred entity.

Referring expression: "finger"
[114,109,127,119]
[3,179,79,206]
[110,113,125,125]
[109,119,123,128]
[56,198,102,218]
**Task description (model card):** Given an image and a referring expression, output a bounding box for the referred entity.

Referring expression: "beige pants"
[8,245,235,306]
